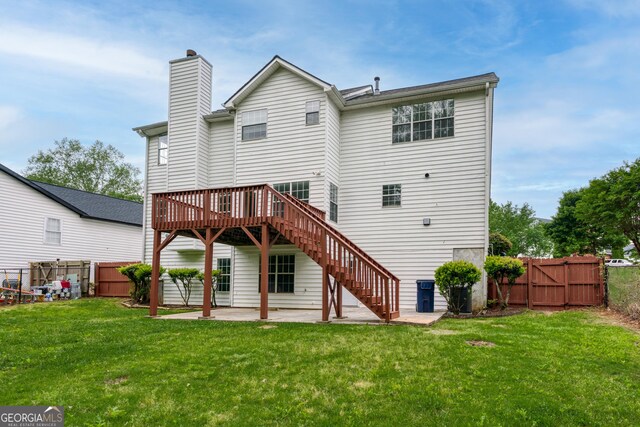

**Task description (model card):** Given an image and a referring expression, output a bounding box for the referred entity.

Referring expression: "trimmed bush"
[435,260,482,314]
[489,232,513,256]
[484,256,526,309]
[167,268,200,306]
[118,263,166,305]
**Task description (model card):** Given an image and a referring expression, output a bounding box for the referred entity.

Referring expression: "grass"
[1,300,639,426]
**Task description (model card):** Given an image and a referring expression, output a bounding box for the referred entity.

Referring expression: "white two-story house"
[134,51,498,320]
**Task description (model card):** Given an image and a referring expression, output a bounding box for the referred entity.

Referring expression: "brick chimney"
[167,50,212,191]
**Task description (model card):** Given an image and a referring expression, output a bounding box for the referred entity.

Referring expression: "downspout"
[141,135,150,264]
[482,81,495,308]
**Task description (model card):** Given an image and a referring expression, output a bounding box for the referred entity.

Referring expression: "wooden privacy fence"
[488,256,604,310]
[95,261,139,297]
[30,260,91,294]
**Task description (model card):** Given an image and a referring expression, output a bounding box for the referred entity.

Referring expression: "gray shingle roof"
[0,163,142,227]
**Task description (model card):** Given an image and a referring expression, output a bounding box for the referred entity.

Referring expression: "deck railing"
[152,185,400,320]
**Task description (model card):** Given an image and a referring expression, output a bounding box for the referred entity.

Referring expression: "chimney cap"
[186,49,197,57]
[374,76,380,81]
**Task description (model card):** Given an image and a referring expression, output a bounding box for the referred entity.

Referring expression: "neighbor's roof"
[0,163,143,227]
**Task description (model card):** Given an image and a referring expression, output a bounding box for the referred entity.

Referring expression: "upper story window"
[44,217,62,245]
[306,100,320,125]
[274,181,310,203]
[382,184,402,207]
[242,109,267,141]
[158,134,168,165]
[392,99,454,144]
[329,182,338,222]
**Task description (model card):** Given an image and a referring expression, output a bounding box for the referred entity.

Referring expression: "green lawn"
[1,300,639,426]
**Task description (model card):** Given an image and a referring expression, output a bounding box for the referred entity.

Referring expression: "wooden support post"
[260,223,269,320]
[321,229,329,321]
[202,228,213,318]
[150,229,161,317]
[336,279,343,318]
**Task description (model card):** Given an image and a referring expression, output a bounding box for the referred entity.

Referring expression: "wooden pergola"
[148,184,400,322]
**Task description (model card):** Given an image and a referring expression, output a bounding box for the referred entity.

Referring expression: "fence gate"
[30,260,91,294]
[95,261,139,297]
[489,256,604,310]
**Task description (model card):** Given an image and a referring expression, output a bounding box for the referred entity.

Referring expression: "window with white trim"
[273,181,310,203]
[242,109,267,141]
[382,184,402,207]
[392,99,454,143]
[158,134,168,165]
[329,182,338,222]
[217,258,231,292]
[44,217,62,245]
[306,100,320,125]
[258,254,295,293]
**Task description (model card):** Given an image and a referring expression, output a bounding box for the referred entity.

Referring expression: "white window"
[306,100,320,125]
[329,182,338,222]
[274,181,310,203]
[382,184,402,207]
[217,258,231,292]
[158,134,168,165]
[44,218,62,245]
[392,99,454,143]
[242,109,267,141]
[259,254,295,293]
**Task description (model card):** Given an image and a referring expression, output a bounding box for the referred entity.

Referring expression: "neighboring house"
[134,51,498,317]
[0,164,143,287]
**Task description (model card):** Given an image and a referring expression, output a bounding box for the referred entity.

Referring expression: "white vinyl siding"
[234,67,326,211]
[340,91,487,310]
[167,56,211,191]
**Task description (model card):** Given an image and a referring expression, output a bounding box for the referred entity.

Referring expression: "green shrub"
[434,260,482,314]
[118,263,166,305]
[484,256,526,309]
[196,270,221,307]
[167,268,201,306]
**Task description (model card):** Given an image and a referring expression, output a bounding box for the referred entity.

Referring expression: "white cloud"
[0,24,166,81]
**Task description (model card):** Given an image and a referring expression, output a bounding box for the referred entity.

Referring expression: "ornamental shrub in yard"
[168,268,201,306]
[118,263,166,304]
[435,260,482,314]
[484,256,526,309]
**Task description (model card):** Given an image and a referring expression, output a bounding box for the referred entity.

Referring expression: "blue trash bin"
[416,280,435,312]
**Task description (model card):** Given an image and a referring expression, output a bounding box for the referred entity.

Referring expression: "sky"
[0,0,638,218]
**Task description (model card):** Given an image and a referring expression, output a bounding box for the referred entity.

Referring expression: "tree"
[489,200,553,257]
[434,260,481,314]
[488,232,512,256]
[546,189,626,257]
[168,268,200,306]
[575,158,640,258]
[484,256,526,309]
[24,138,143,202]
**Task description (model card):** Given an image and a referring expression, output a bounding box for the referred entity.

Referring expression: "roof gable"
[0,163,142,227]
[223,56,332,109]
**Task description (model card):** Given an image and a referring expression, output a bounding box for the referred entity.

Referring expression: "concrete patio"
[157,306,444,326]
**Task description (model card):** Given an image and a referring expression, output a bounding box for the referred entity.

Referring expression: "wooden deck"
[150,184,400,322]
